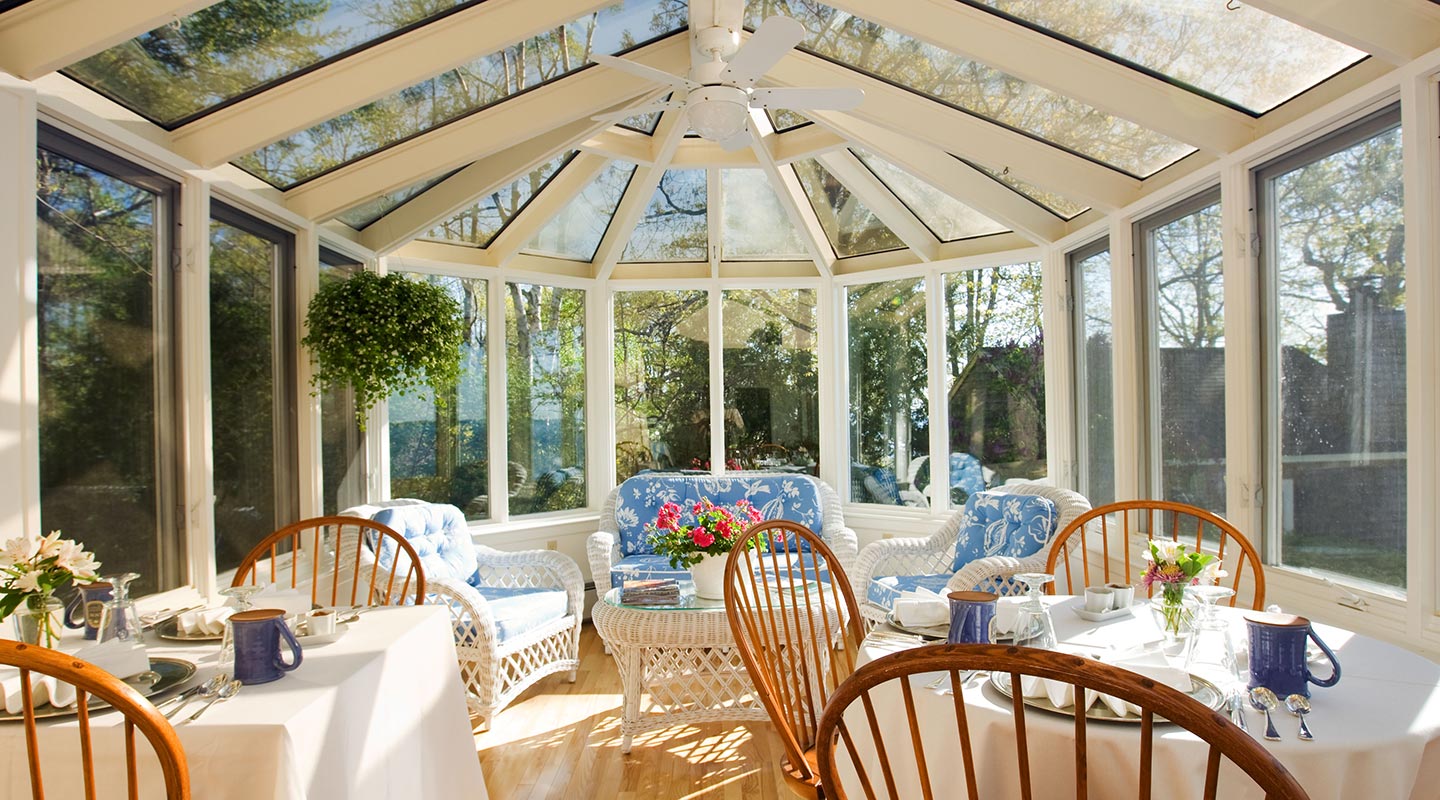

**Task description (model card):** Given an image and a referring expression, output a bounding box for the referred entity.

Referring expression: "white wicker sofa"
[853,483,1091,625]
[588,472,857,596]
[343,500,583,730]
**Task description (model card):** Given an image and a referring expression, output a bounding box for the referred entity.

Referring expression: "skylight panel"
[524,161,636,262]
[423,152,575,247]
[65,0,474,126]
[970,0,1366,114]
[720,169,810,261]
[851,149,1009,241]
[333,166,461,230]
[621,169,709,262]
[766,108,811,132]
[791,158,906,258]
[745,1,1194,178]
[961,158,1090,220]
[234,0,686,188]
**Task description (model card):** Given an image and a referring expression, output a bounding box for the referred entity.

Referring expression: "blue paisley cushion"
[613,473,825,556]
[371,503,480,588]
[951,491,1058,573]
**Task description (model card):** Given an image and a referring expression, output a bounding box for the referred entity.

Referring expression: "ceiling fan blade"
[590,53,699,91]
[723,16,806,86]
[590,100,682,124]
[750,86,863,111]
[717,124,753,152]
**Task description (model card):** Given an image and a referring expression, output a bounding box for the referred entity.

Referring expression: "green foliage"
[303,271,464,429]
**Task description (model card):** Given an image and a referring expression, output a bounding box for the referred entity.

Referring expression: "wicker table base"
[592,588,769,752]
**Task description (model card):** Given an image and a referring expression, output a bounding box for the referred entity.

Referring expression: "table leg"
[619,645,642,754]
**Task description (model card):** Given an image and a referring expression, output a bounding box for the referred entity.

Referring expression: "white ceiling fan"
[589,14,863,151]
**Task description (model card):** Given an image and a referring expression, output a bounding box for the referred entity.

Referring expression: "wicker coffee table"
[593,584,770,752]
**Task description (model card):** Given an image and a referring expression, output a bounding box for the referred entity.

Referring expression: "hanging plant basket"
[302,270,464,429]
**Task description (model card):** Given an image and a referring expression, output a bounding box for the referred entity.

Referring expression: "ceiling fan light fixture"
[686,85,750,142]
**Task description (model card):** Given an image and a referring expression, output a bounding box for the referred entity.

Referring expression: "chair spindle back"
[231,515,426,608]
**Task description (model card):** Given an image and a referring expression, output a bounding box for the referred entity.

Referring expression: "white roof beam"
[769,50,1139,211]
[0,0,224,78]
[358,119,610,253]
[813,112,1067,244]
[281,38,689,222]
[816,150,940,262]
[822,0,1255,154]
[169,0,626,166]
[747,111,835,277]
[579,128,656,166]
[1246,0,1440,66]
[486,153,610,265]
[584,125,846,167]
[771,125,846,164]
[593,111,690,281]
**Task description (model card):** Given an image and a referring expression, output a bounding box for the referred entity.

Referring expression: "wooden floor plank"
[474,624,792,800]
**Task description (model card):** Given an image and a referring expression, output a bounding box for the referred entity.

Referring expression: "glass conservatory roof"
[16,0,1383,272]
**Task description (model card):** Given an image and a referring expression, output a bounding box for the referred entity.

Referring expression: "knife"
[1229,691,1249,733]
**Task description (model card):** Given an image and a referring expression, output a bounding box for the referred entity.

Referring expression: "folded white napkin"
[178,607,232,636]
[0,639,151,714]
[893,587,949,627]
[993,597,1027,635]
[1014,649,1192,718]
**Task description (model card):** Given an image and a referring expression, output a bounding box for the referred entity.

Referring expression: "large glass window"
[318,249,367,515]
[335,168,460,230]
[793,158,904,258]
[720,169,808,260]
[1139,189,1225,514]
[524,161,635,262]
[507,283,586,514]
[423,153,574,247]
[1259,108,1405,589]
[724,289,819,475]
[36,131,182,595]
[847,278,928,505]
[387,273,489,520]
[852,149,1008,242]
[208,205,297,572]
[943,264,1045,507]
[620,169,708,262]
[613,291,710,480]
[1070,240,1115,506]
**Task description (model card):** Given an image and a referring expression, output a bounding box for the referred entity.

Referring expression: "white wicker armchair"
[588,472,858,596]
[852,483,1091,625]
[343,501,583,731]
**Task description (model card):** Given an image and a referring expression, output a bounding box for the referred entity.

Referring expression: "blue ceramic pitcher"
[947,591,1000,645]
[229,608,303,685]
[1245,612,1340,699]
[63,582,113,640]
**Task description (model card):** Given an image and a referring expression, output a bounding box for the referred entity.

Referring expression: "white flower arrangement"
[1,531,101,646]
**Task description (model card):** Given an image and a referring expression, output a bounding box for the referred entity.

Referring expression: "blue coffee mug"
[229,608,303,685]
[1245,612,1340,699]
[947,591,999,645]
[64,582,113,640]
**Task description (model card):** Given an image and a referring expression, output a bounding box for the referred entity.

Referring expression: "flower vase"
[1150,585,1196,641]
[12,593,64,647]
[689,553,728,600]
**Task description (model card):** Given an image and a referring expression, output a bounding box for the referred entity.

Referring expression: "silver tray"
[155,616,223,642]
[987,670,1225,724]
[0,657,197,722]
[885,612,948,640]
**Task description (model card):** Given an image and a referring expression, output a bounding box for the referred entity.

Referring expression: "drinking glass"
[97,572,141,643]
[218,585,266,667]
[1011,573,1057,650]
[1182,585,1238,683]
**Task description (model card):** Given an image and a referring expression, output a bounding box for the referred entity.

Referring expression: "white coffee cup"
[306,608,336,636]
[1106,583,1135,609]
[1084,586,1114,613]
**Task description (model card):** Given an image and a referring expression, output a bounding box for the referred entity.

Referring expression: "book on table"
[621,578,681,605]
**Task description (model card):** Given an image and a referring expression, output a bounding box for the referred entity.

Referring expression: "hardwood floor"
[473,623,792,800]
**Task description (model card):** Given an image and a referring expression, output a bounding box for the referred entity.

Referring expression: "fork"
[164,675,226,720]
[188,679,241,722]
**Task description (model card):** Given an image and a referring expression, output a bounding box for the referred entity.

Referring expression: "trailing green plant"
[302,270,464,429]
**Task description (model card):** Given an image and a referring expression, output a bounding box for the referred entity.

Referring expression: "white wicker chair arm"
[473,546,585,619]
[854,536,955,593]
[425,574,499,646]
[945,552,1050,597]
[826,526,858,577]
[587,531,620,596]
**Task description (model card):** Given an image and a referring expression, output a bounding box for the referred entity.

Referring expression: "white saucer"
[295,621,348,646]
[1071,605,1135,623]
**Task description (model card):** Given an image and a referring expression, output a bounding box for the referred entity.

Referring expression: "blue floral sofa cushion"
[951,491,1058,572]
[613,473,824,556]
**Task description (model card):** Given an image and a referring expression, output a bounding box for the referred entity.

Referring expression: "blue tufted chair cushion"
[612,473,825,556]
[951,490,1058,572]
[371,503,481,588]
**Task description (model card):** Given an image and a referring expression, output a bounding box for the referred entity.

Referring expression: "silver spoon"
[188,679,241,722]
[1284,694,1314,741]
[1249,687,1282,741]
[164,674,226,720]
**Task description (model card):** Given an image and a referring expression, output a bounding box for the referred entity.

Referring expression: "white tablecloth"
[854,596,1440,800]
[0,606,487,800]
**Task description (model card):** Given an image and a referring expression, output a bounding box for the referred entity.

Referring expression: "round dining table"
[852,595,1440,800]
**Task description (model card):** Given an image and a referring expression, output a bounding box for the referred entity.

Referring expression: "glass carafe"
[97,572,141,643]
[1182,584,1238,683]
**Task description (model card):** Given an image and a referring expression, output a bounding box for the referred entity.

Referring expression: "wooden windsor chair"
[1044,500,1266,610]
[725,519,866,799]
[231,515,426,608]
[816,644,1310,800]
[2,640,190,799]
